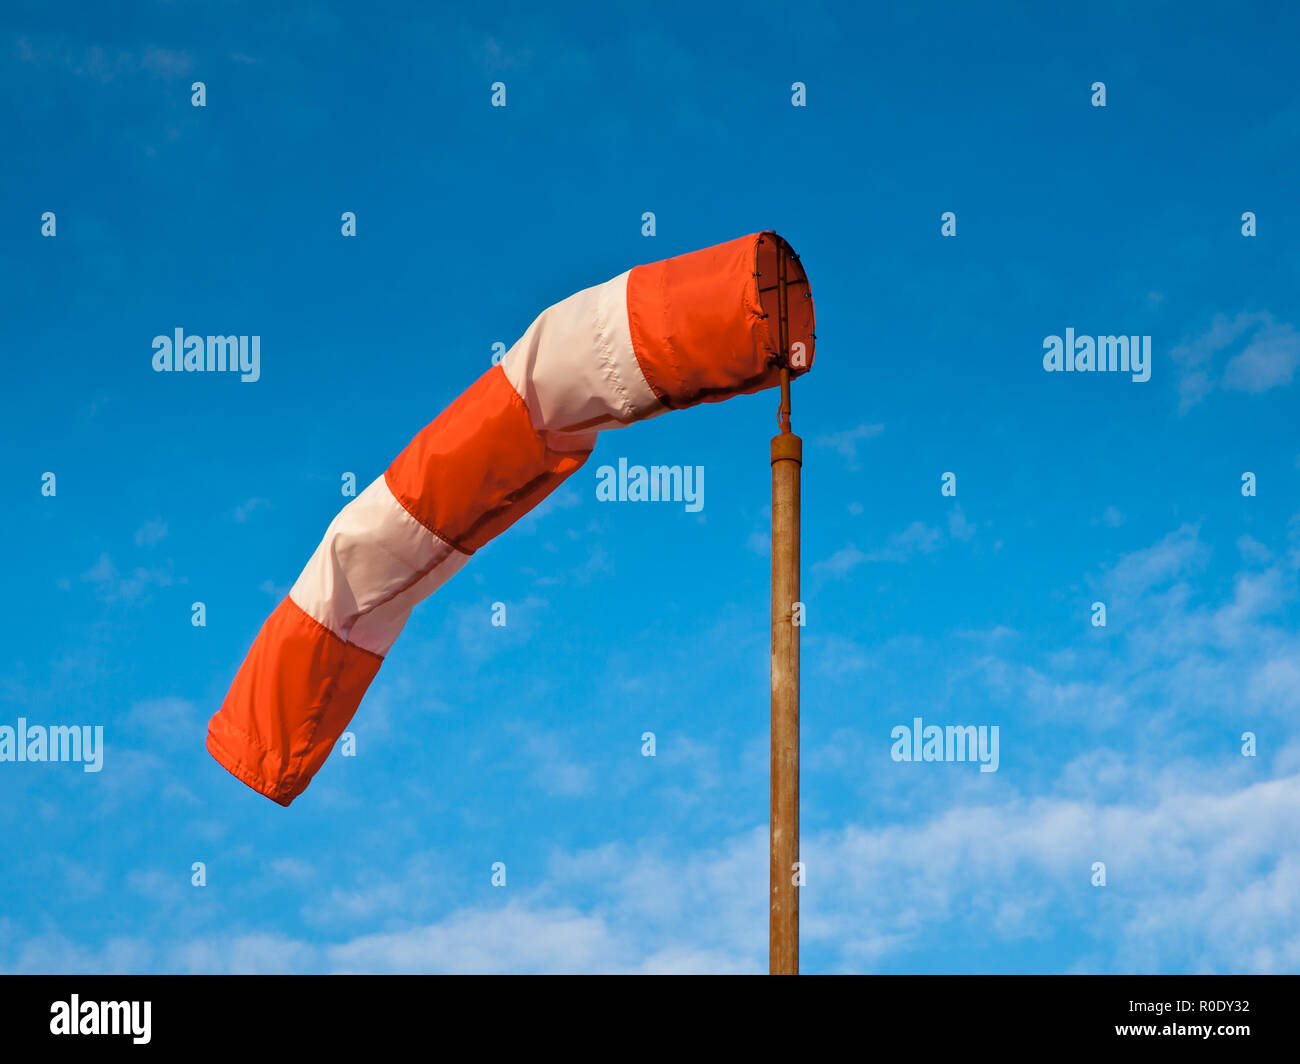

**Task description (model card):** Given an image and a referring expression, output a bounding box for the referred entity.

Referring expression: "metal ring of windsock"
[207,231,815,809]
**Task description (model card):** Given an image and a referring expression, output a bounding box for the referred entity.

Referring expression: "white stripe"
[502,270,663,445]
[290,476,469,657]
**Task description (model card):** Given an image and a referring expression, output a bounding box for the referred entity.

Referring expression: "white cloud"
[330,904,621,974]
[1101,523,1206,600]
[123,697,201,750]
[802,771,1300,973]
[814,423,884,467]
[14,34,194,83]
[868,521,943,562]
[6,764,1298,974]
[232,497,270,523]
[947,504,975,542]
[812,543,868,578]
[813,521,947,578]
[510,723,593,798]
[1222,321,1300,394]
[134,520,168,547]
[9,522,1300,976]
[1171,312,1298,411]
[80,553,172,602]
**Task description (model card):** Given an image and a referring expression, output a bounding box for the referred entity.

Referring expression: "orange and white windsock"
[207,231,816,805]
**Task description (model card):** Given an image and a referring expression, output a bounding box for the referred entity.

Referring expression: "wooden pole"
[769,249,801,975]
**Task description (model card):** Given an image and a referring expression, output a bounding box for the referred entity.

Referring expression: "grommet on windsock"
[207,231,815,806]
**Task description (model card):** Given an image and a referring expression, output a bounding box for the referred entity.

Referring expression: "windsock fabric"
[207,231,815,805]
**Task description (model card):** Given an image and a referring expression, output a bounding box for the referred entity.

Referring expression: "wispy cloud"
[134,519,168,547]
[232,498,270,523]
[81,553,172,602]
[813,520,947,578]
[1171,312,1299,412]
[14,34,194,83]
[6,758,1299,973]
[814,423,884,468]
[509,723,593,798]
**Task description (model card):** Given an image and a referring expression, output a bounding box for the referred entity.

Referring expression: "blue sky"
[3,0,1299,973]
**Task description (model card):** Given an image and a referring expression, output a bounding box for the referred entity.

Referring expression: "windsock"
[207,231,815,805]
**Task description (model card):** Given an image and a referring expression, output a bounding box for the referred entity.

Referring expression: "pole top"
[771,432,802,465]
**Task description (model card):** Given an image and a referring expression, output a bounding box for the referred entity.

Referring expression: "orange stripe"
[625,231,815,409]
[206,596,382,806]
[384,364,592,553]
